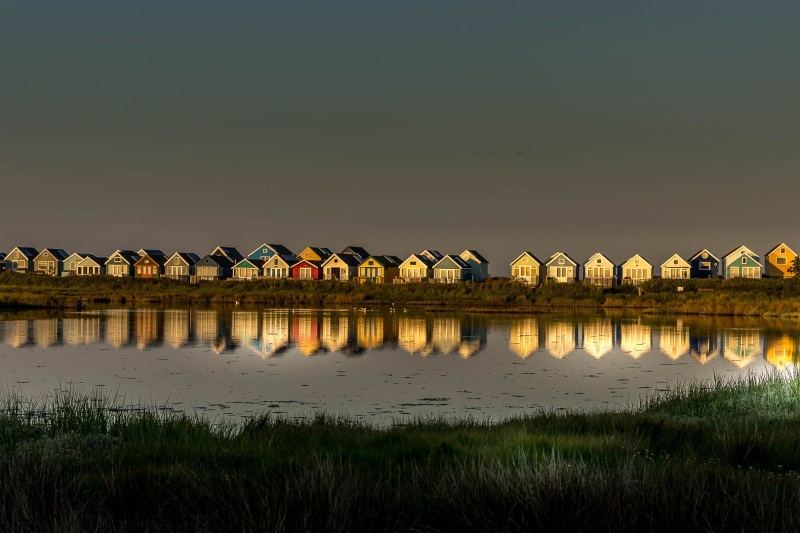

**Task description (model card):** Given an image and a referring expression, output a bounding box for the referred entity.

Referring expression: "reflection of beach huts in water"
[723,329,763,368]
[509,318,540,358]
[293,312,321,355]
[545,321,577,359]
[33,318,61,348]
[689,331,719,364]
[458,318,486,358]
[194,310,219,345]
[357,313,385,350]
[432,316,462,354]
[321,312,357,353]
[135,309,162,350]
[398,316,433,356]
[105,310,133,348]
[659,320,690,360]
[620,320,652,359]
[5,320,33,348]
[256,310,291,356]
[232,311,260,347]
[582,318,615,359]
[765,335,797,369]
[163,310,191,349]
[63,315,102,345]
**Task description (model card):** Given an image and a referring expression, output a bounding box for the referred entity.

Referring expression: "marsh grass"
[1,375,800,530]
[2,271,800,316]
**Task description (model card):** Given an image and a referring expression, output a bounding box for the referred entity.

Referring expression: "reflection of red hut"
[291,313,321,355]
[291,259,322,281]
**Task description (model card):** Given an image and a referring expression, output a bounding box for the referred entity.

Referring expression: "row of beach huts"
[0,245,489,284]
[0,242,796,285]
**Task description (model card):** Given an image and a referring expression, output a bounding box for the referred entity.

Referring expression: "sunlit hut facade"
[619,254,653,286]
[620,318,652,359]
[510,252,544,286]
[545,320,577,358]
[723,328,763,368]
[398,315,432,355]
[722,245,762,279]
[660,254,690,280]
[765,335,798,369]
[75,255,106,276]
[659,319,690,360]
[321,253,362,281]
[509,317,540,358]
[232,259,265,280]
[106,250,140,277]
[583,253,617,287]
[582,318,615,359]
[33,248,69,276]
[765,242,797,279]
[545,252,579,283]
[358,255,401,284]
[262,253,297,279]
[4,247,39,272]
[432,255,472,283]
[397,254,435,283]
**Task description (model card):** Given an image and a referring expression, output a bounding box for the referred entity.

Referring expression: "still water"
[0,308,794,423]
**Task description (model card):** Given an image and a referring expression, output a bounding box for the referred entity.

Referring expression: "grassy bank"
[3,374,800,531]
[2,271,800,316]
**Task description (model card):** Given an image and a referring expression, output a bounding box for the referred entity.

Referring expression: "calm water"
[0,307,794,423]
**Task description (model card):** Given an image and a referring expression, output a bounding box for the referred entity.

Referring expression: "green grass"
[3,374,800,530]
[3,271,800,316]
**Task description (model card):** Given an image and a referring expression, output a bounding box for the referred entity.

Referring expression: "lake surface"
[0,307,794,423]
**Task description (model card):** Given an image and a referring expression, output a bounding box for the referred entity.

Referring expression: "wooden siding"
[583,253,616,287]
[765,244,797,278]
[510,252,543,285]
[619,255,653,285]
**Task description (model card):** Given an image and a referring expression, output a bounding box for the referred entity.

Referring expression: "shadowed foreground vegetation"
[3,374,800,531]
[2,271,800,316]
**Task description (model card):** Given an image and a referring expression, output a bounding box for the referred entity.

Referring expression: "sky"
[2,2,799,271]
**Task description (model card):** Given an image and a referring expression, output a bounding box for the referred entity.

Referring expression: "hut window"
[781,248,786,254]
[597,259,601,264]
[410,261,417,266]
[263,248,268,253]
[700,262,710,270]
[777,257,787,265]
[742,257,747,264]
[558,258,564,265]
[702,253,708,259]
[673,260,678,265]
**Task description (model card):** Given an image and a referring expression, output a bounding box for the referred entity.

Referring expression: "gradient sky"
[2,2,799,271]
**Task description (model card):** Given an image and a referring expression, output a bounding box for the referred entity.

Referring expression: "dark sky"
[2,2,799,271]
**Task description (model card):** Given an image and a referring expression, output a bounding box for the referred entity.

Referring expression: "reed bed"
[2,271,800,316]
[0,374,799,530]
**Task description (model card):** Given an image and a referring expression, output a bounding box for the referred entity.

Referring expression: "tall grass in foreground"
[2,375,800,530]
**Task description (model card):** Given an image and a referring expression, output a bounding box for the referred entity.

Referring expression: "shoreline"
[1,272,800,317]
